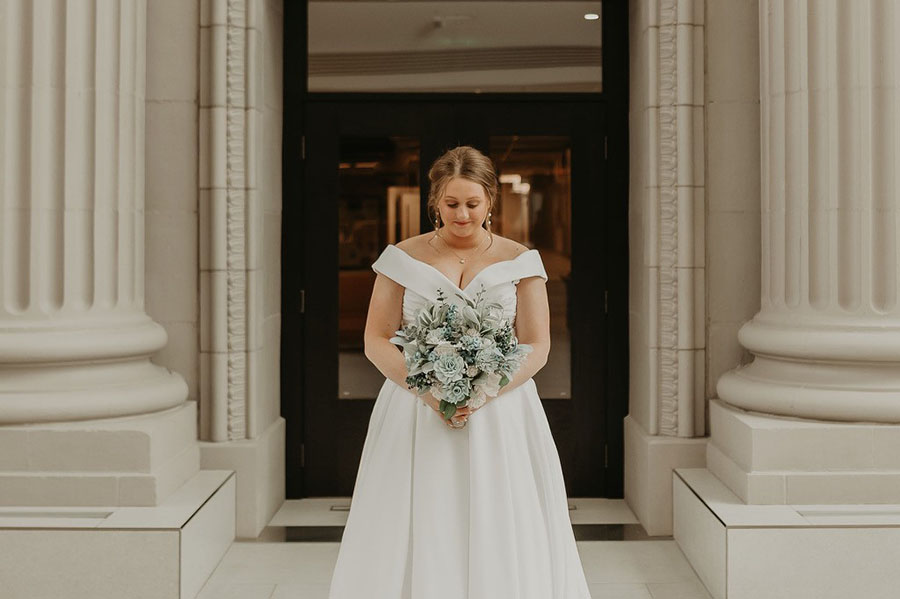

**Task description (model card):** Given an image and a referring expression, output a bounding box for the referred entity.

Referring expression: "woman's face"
[437,177,489,237]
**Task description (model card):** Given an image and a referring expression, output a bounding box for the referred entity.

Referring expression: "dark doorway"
[282,1,629,501]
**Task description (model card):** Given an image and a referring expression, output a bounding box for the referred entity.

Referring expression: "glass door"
[294,99,611,498]
[281,1,629,498]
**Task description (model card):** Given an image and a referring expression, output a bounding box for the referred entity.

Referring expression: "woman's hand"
[420,391,471,428]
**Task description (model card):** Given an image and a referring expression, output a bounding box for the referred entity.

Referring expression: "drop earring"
[487,211,492,227]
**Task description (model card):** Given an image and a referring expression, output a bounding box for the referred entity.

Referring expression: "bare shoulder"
[395,233,435,258]
[488,234,531,260]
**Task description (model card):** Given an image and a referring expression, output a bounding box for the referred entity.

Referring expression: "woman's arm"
[363,273,411,389]
[489,274,551,401]
[364,272,460,420]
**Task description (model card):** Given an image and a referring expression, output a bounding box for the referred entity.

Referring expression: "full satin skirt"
[327,378,591,599]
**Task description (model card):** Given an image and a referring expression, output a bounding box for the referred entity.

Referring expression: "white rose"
[473,371,503,397]
[469,390,487,410]
[433,341,456,356]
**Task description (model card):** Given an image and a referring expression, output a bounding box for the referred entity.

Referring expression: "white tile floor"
[197,498,713,599]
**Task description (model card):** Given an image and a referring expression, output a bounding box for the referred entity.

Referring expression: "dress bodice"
[371,244,549,328]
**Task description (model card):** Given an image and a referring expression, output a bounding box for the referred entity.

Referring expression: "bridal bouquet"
[389,287,533,421]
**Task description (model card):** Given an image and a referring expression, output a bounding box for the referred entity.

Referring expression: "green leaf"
[499,374,509,387]
[441,401,456,420]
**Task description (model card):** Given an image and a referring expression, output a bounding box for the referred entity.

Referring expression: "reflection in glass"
[338,137,420,399]
[309,1,602,93]
[490,136,572,398]
[337,135,572,401]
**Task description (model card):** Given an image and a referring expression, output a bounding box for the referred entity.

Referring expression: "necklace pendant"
[459,258,466,264]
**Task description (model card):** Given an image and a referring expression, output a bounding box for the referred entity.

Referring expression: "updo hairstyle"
[426,145,498,230]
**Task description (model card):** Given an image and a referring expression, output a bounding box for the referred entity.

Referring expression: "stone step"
[674,467,900,599]
[0,470,235,599]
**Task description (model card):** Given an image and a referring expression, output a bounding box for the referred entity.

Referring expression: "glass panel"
[338,137,421,399]
[489,135,572,398]
[309,1,602,93]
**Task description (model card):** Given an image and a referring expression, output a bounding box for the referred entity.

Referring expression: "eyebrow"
[445,196,481,200]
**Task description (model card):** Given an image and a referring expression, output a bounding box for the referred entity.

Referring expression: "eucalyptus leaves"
[389,287,533,422]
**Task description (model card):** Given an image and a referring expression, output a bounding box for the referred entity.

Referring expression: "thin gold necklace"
[434,229,491,264]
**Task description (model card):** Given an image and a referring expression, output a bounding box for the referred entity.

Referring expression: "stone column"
[712,0,900,504]
[0,0,196,506]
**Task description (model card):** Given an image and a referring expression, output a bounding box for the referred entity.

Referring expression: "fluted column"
[718,0,900,423]
[0,0,187,423]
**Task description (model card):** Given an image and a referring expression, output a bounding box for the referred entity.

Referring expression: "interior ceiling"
[308,1,603,55]
[308,46,601,75]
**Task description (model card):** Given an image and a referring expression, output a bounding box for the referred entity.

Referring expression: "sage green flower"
[433,353,465,384]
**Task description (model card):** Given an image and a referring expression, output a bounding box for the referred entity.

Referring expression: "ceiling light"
[584,13,599,20]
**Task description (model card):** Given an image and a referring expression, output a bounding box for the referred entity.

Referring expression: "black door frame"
[282,0,629,500]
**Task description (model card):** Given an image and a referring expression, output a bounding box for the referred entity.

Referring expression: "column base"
[718,352,900,423]
[708,398,900,504]
[674,468,900,599]
[0,470,235,599]
[0,317,189,424]
[623,415,707,535]
[0,402,200,506]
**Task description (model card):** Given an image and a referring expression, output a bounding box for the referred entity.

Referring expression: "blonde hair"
[426,145,498,229]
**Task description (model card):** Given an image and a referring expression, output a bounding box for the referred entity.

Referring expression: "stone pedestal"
[674,468,900,599]
[0,0,196,506]
[0,471,235,599]
[675,2,900,596]
[707,399,900,505]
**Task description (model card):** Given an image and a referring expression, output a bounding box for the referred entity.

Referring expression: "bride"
[328,146,591,598]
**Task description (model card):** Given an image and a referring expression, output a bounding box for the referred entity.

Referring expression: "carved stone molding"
[648,0,705,437]
[200,0,263,441]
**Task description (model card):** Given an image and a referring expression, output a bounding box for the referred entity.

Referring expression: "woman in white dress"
[328,146,591,598]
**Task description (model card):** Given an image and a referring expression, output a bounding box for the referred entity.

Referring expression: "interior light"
[584,13,599,20]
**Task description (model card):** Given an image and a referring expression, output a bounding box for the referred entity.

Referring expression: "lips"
[454,221,470,225]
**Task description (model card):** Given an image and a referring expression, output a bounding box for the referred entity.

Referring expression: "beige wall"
[146,0,201,402]
[259,0,284,436]
[143,0,284,537]
[629,0,761,436]
[625,0,761,535]
[627,0,654,434]
[144,0,283,438]
[704,0,759,413]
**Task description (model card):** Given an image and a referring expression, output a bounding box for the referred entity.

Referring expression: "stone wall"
[624,0,762,535]
[144,0,284,538]
[704,0,760,411]
[146,0,201,405]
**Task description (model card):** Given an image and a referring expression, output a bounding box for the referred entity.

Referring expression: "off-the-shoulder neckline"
[386,244,538,294]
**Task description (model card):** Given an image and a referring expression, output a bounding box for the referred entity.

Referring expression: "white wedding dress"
[328,244,591,599]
